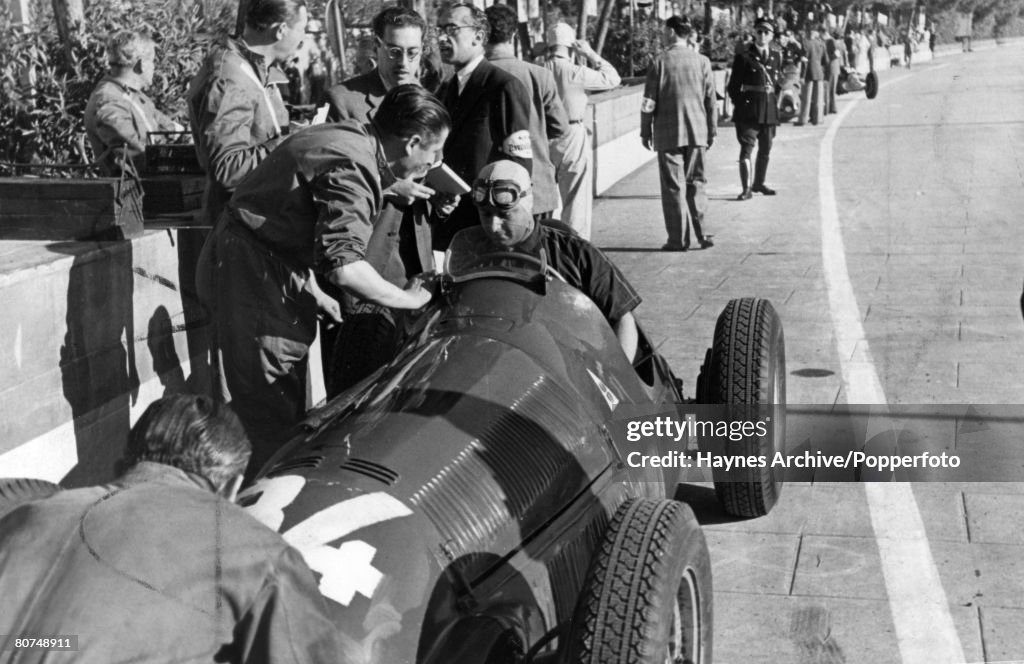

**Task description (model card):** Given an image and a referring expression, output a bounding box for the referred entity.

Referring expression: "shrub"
[0,0,234,176]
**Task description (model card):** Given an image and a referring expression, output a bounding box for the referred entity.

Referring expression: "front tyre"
[698,297,786,517]
[566,498,712,664]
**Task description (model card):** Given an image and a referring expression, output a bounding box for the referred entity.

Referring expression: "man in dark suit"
[484,3,568,222]
[727,17,783,200]
[641,16,717,251]
[325,6,422,122]
[796,26,828,125]
[433,2,533,249]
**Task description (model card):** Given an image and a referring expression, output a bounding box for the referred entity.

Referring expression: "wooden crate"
[0,177,145,241]
[141,176,205,214]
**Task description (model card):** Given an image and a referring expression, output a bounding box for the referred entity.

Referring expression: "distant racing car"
[239,236,787,664]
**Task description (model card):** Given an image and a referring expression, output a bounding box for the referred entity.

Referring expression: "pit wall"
[0,228,211,487]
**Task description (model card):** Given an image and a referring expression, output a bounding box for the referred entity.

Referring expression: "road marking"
[819,83,966,663]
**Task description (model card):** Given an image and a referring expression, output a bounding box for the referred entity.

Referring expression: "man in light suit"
[641,16,718,251]
[434,2,533,250]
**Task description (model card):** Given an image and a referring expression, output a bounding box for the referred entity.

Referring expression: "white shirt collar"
[456,53,486,94]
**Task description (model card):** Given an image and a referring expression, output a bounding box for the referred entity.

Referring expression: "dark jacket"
[325,69,387,122]
[802,35,829,81]
[488,46,569,215]
[0,462,340,663]
[728,43,783,126]
[434,58,533,247]
[322,70,434,282]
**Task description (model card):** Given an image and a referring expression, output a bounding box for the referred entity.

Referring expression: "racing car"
[238,237,787,663]
[836,66,879,99]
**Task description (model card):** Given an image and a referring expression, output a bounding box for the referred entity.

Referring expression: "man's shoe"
[698,237,714,249]
[661,242,687,252]
[793,121,806,126]
[736,190,753,201]
[751,184,777,196]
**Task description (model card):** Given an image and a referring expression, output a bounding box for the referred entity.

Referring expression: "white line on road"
[819,82,966,662]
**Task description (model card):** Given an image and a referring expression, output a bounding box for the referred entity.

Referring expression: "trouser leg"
[658,148,685,246]
[753,125,775,188]
[211,229,317,477]
[799,81,811,123]
[810,80,823,123]
[684,145,707,241]
[552,124,591,239]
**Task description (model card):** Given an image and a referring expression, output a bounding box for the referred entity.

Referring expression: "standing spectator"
[795,26,828,126]
[352,34,378,76]
[187,0,307,231]
[641,16,717,251]
[780,28,806,74]
[433,2,533,249]
[544,22,621,239]
[485,3,568,222]
[825,29,846,114]
[320,6,453,394]
[0,394,341,662]
[85,31,182,176]
[902,29,914,68]
[200,85,445,472]
[727,17,783,199]
[326,6,424,121]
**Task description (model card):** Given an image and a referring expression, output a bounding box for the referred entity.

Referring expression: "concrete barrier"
[0,226,211,486]
[588,85,655,195]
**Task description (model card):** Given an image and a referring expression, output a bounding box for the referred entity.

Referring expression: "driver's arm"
[613,310,639,362]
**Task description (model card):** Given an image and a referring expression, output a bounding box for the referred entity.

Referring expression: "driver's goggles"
[471,179,530,210]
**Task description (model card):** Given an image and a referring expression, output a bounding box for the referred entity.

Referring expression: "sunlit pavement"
[592,43,1024,662]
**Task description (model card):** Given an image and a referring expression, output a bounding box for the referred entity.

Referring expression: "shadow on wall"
[51,230,211,488]
[56,241,138,488]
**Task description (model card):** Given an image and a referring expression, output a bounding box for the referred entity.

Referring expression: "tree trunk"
[594,0,616,56]
[51,0,84,71]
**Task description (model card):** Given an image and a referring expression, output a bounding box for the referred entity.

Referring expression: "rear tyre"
[0,478,61,518]
[865,71,879,99]
[566,498,712,664]
[327,302,398,397]
[698,297,786,517]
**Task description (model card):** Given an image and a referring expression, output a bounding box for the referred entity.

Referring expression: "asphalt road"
[592,43,1024,663]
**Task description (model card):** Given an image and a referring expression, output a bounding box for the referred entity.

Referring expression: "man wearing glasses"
[458,160,640,361]
[434,2,533,250]
[326,6,425,123]
[727,17,783,200]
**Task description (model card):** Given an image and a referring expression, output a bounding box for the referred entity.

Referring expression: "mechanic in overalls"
[727,17,783,200]
[455,160,641,361]
[201,85,447,476]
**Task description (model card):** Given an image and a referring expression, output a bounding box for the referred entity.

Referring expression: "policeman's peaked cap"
[754,17,777,34]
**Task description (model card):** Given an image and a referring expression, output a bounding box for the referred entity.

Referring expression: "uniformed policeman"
[84,31,182,176]
[727,17,783,200]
